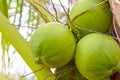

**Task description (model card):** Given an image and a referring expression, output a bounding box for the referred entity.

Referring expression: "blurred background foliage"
[0,0,40,79]
[0,0,76,80]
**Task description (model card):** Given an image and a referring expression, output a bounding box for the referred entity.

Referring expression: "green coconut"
[75,33,120,80]
[31,22,76,68]
[70,0,112,38]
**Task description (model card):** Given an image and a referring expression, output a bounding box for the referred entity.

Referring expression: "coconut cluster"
[31,0,120,79]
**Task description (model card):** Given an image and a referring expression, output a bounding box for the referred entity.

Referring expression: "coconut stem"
[58,0,81,40]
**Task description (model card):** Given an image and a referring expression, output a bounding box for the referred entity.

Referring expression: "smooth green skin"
[31,22,76,68]
[75,33,120,80]
[70,0,112,38]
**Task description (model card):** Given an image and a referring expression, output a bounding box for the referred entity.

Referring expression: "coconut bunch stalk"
[108,0,120,45]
